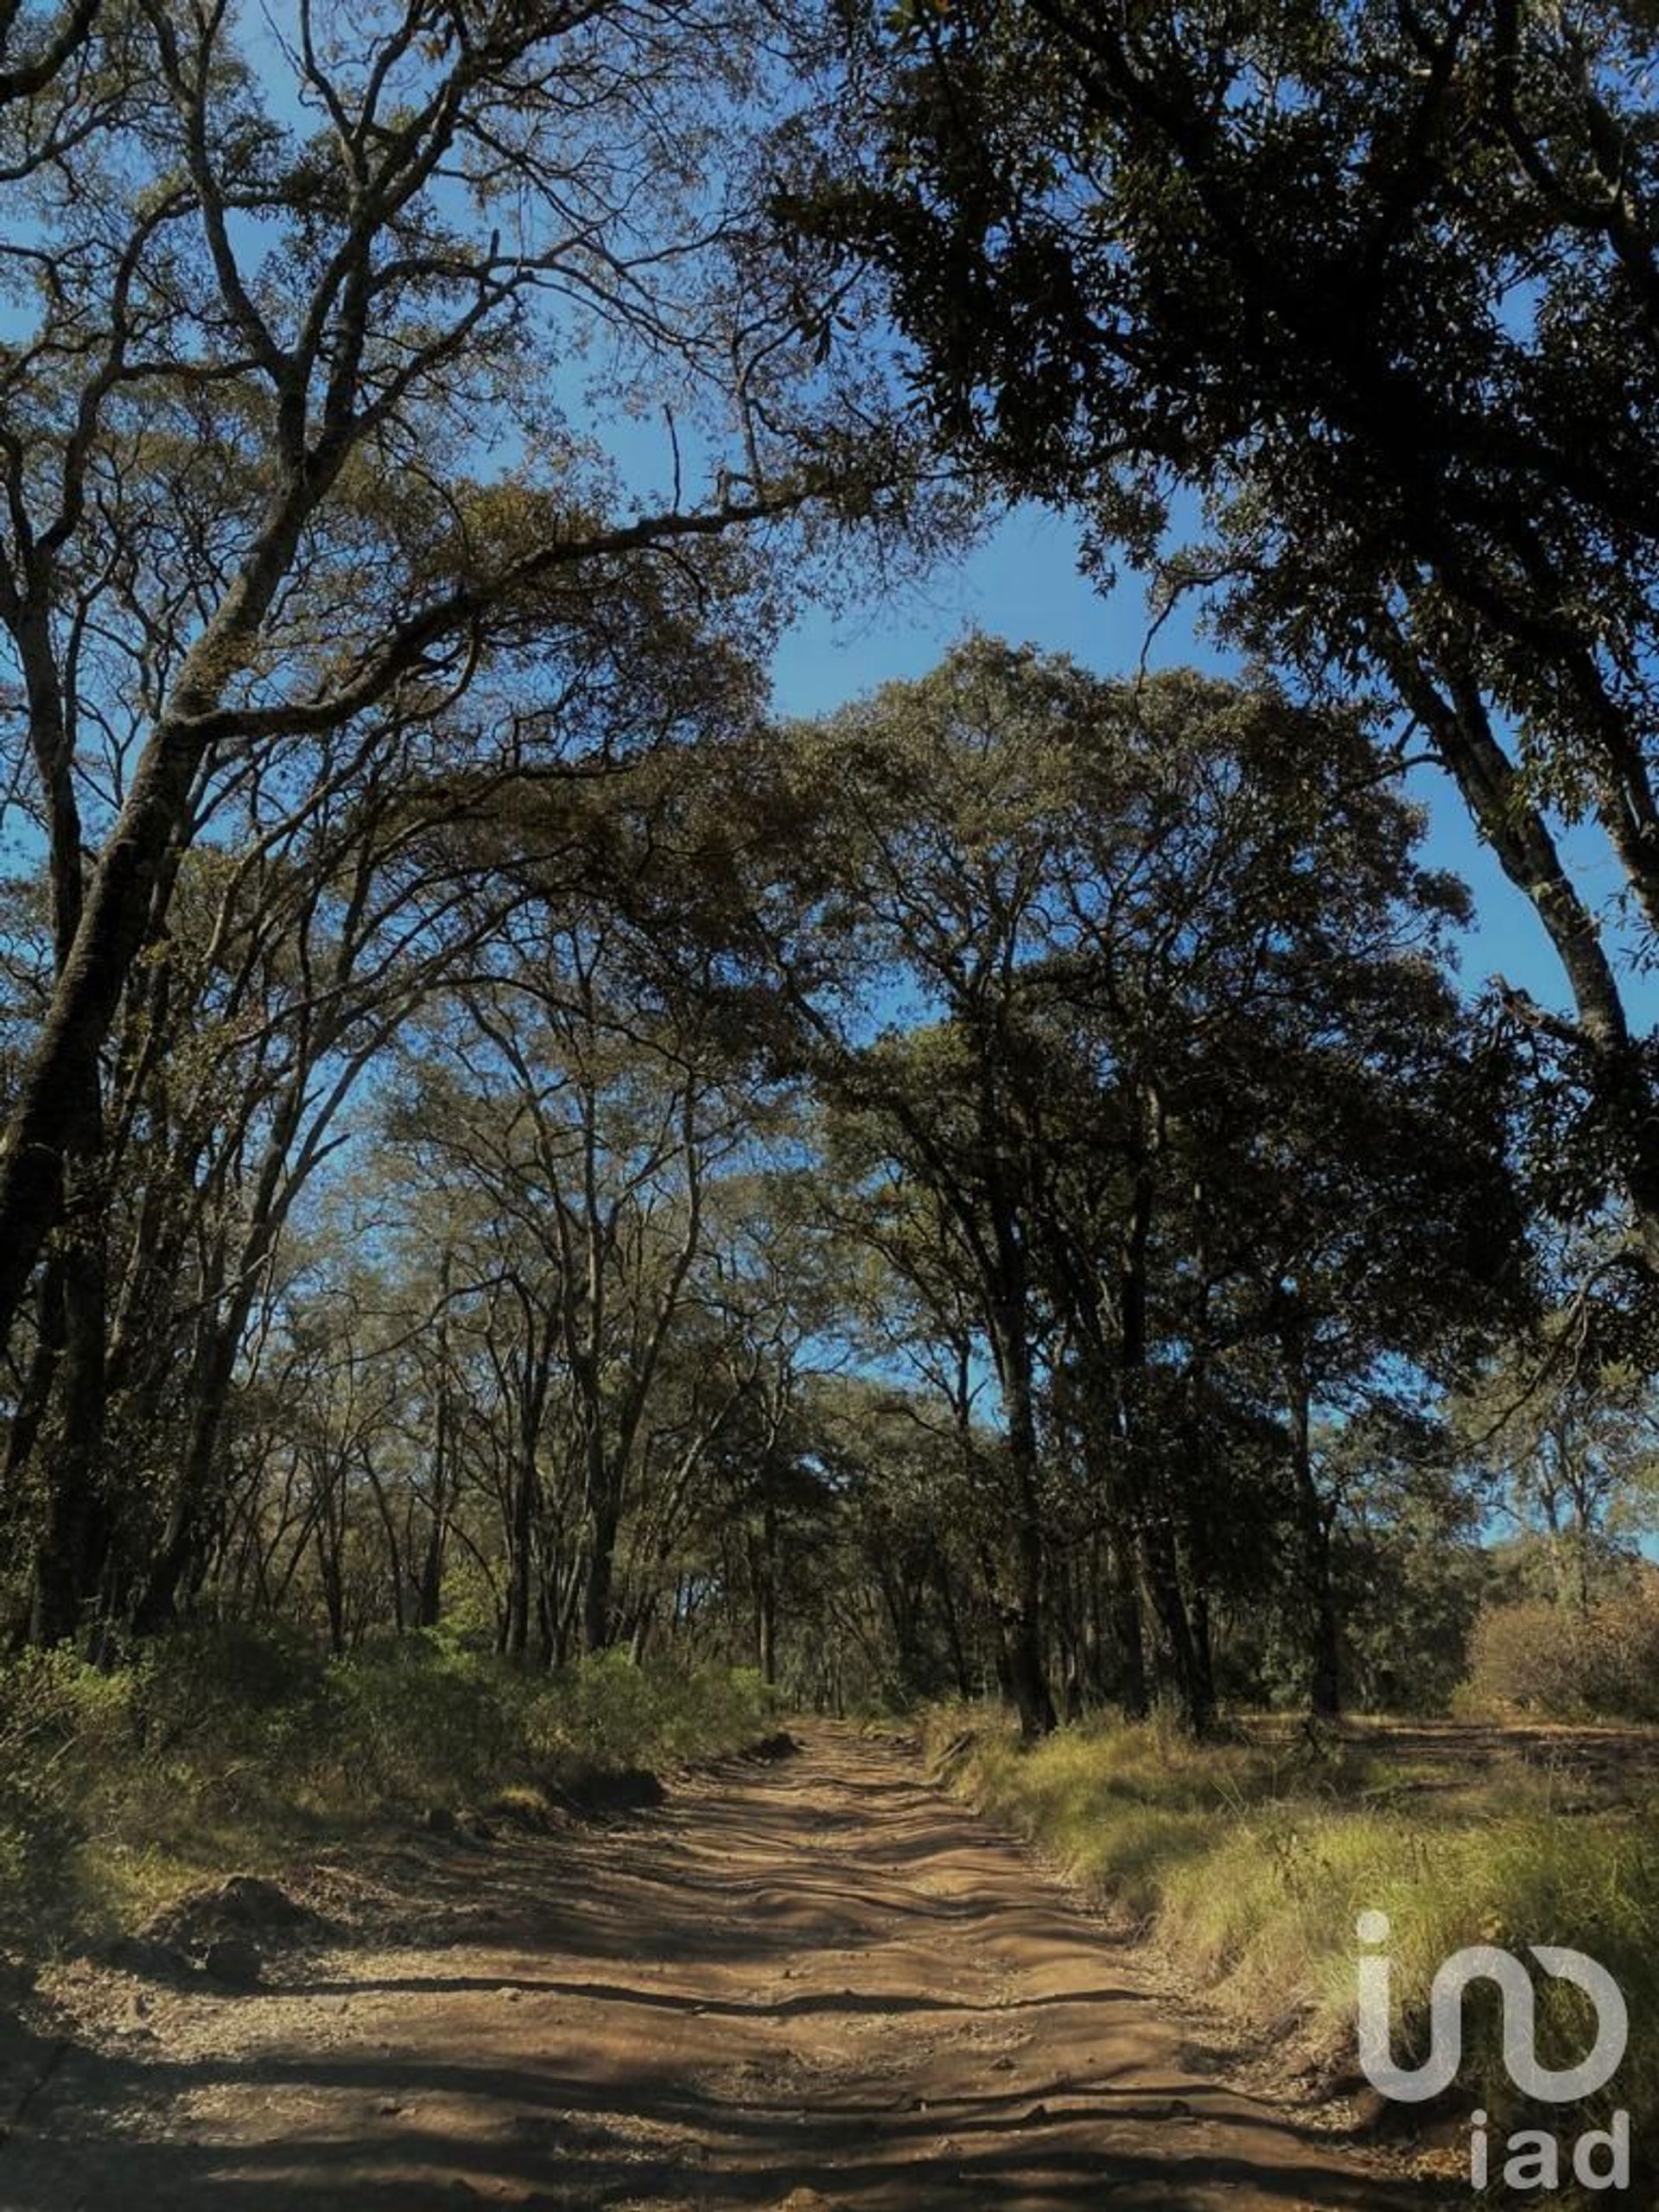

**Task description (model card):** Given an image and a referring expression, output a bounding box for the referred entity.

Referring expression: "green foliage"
[1324,1414,1493,1715]
[0,1649,136,1946]
[134,1621,332,1768]
[315,1632,544,1802]
[768,639,1522,1732]
[802,0,1659,1260]
[1447,1306,1659,1608]
[536,1649,779,1770]
[0,1628,779,1959]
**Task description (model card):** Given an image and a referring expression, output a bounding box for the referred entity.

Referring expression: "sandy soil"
[0,1725,1440,2212]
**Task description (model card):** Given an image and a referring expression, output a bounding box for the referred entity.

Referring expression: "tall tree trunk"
[0,754,189,1345]
[1119,1105,1210,1735]
[582,1492,622,1655]
[417,1294,454,1629]
[1191,1584,1217,1724]
[1287,1350,1341,1719]
[29,1235,111,1645]
[29,1058,111,1645]
[132,1293,237,1633]
[992,1298,1058,1739]
[315,1480,347,1659]
[629,1598,658,1666]
[416,1511,448,1629]
[505,1446,537,1662]
[1138,1508,1211,1733]
[17,618,114,1646]
[934,1550,972,1698]
[1109,1531,1149,1719]
[0,473,330,1357]
[757,1483,779,1687]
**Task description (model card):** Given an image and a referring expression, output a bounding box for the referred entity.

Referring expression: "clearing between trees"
[0,1726,1435,2212]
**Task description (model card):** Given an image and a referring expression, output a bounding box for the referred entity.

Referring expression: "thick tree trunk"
[16,620,115,1645]
[629,1598,658,1666]
[1139,1509,1212,1734]
[0,724,209,1354]
[0,477,323,1360]
[3,1268,64,1511]
[1191,1584,1217,1723]
[132,1306,238,1632]
[29,1219,111,1645]
[583,1491,622,1654]
[1002,1609,1054,1739]
[29,1028,112,1644]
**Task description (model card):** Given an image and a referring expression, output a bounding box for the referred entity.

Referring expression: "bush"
[320,1631,538,1802]
[1467,1595,1659,1723]
[531,1650,776,1772]
[0,1649,136,1948]
[0,1627,781,1961]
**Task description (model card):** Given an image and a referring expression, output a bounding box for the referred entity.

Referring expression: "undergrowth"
[0,1629,778,1956]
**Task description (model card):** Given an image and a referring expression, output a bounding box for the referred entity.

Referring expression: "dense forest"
[10,8,1659,2201]
[2,0,1659,1757]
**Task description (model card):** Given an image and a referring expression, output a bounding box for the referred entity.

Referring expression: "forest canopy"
[2,0,1658,1751]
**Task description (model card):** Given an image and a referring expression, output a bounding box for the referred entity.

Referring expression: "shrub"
[320,1631,537,1802]
[0,1628,780,1961]
[1467,1595,1659,1723]
[0,1649,136,1948]
[531,1651,776,1772]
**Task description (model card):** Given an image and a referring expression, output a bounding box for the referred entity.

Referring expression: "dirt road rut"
[2,1725,1432,2210]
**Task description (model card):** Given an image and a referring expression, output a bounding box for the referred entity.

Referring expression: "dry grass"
[927,1704,1659,2154]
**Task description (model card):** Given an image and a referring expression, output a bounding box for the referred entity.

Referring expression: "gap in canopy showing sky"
[770,501,1656,1028]
[200,14,1649,1027]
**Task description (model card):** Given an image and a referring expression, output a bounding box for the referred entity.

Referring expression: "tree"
[1317,1403,1489,1716]
[3,580,760,1642]
[796,0,1659,1258]
[1451,1308,1659,1611]
[0,0,901,1379]
[769,649,1084,1735]
[755,639,1521,1729]
[1190,1022,1524,1714]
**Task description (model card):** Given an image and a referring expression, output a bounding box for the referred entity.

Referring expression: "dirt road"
[2,1726,1431,2211]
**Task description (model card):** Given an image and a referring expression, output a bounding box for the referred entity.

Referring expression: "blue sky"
[769,501,1620,1021]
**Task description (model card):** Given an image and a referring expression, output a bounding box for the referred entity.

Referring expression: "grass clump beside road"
[927,1704,1659,2155]
[0,1629,779,1960]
